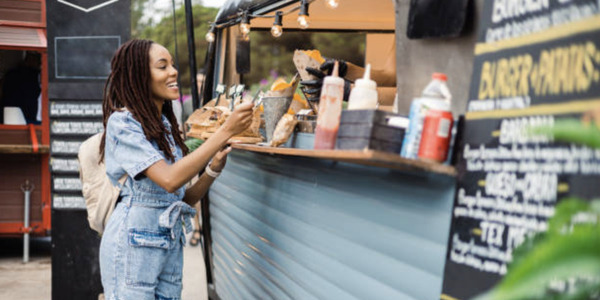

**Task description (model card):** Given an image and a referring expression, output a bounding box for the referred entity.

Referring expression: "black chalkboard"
[440,0,600,299]
[51,209,103,300]
[47,1,130,300]
[55,36,120,79]
[47,0,130,85]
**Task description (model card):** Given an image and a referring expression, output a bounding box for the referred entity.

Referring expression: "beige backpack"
[78,133,126,234]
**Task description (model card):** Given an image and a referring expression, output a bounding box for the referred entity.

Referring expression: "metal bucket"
[262,96,293,143]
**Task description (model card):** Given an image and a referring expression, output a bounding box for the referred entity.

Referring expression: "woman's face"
[149,43,179,103]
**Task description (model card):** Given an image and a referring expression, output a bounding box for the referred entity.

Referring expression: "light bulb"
[241,32,250,41]
[271,25,282,37]
[326,0,339,9]
[240,23,251,36]
[271,11,283,38]
[240,12,251,37]
[205,31,215,43]
[297,15,309,29]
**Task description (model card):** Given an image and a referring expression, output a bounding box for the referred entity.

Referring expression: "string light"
[206,1,314,40]
[297,0,309,29]
[271,11,283,38]
[326,0,339,9]
[205,25,215,43]
[240,12,251,36]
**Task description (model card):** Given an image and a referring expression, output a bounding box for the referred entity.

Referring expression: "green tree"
[133,2,218,94]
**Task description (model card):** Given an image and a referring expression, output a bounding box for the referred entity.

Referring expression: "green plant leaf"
[475,199,600,300]
[546,198,591,236]
[184,138,204,153]
[530,119,600,149]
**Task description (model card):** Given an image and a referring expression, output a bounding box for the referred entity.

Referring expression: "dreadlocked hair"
[100,39,188,163]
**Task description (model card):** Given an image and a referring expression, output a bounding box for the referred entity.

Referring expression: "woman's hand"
[209,147,232,172]
[221,102,254,137]
[183,146,233,205]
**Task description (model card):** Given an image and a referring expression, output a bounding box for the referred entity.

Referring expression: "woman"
[99,39,253,299]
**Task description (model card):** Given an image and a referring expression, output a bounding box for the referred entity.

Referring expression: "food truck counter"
[231,143,456,176]
[207,136,457,299]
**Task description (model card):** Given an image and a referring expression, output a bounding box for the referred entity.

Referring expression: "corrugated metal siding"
[0,0,42,24]
[209,150,456,300]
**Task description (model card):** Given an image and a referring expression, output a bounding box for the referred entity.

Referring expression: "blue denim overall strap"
[159,200,196,240]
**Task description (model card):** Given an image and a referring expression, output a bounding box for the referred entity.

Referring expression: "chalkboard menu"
[441,1,600,299]
[47,0,130,299]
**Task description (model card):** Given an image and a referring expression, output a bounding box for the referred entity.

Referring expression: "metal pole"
[184,0,199,109]
[21,180,34,263]
[171,0,183,102]
[184,0,213,285]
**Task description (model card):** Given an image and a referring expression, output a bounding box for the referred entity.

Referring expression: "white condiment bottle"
[347,64,378,110]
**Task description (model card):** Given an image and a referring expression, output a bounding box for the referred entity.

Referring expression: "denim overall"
[100,111,195,300]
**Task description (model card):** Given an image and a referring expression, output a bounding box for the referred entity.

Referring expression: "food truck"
[192,0,464,299]
[0,0,50,242]
[190,0,600,299]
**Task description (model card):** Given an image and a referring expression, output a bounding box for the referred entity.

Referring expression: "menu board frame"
[441,1,600,299]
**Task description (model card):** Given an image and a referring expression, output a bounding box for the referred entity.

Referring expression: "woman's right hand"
[221,101,254,137]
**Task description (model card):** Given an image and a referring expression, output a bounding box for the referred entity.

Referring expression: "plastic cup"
[3,107,26,125]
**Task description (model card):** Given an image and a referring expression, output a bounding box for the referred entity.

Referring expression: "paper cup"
[262,96,293,143]
[4,107,26,125]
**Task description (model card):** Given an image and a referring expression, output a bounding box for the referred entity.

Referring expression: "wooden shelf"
[0,124,43,130]
[231,144,456,177]
[0,144,49,154]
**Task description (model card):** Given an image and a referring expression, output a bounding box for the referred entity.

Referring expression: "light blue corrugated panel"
[209,149,456,300]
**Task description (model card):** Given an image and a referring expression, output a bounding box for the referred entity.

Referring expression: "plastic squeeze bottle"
[400,73,452,159]
[347,64,378,110]
[314,61,345,150]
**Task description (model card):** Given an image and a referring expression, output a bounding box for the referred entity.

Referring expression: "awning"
[216,0,282,24]
[215,0,395,31]
[0,26,46,50]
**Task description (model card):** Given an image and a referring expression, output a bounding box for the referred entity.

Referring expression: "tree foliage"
[133,1,218,94]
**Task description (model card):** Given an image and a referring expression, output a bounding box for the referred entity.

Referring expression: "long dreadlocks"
[100,39,188,163]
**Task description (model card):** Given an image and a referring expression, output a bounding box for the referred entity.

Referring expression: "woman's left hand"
[209,147,232,172]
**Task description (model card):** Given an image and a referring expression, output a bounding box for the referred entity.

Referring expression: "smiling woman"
[97,39,254,300]
[149,44,180,108]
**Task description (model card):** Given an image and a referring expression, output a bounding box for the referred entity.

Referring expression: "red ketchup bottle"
[314,61,344,150]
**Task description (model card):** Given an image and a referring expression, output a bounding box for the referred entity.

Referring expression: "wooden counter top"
[231,144,456,177]
[0,144,50,154]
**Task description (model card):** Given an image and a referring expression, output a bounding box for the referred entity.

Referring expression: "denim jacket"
[104,110,186,202]
[100,110,196,297]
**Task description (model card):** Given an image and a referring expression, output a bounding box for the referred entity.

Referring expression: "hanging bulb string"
[209,0,318,29]
[206,0,327,40]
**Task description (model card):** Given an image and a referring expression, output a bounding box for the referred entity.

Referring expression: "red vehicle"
[0,0,51,238]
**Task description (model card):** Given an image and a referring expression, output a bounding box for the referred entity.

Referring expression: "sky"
[202,0,227,7]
